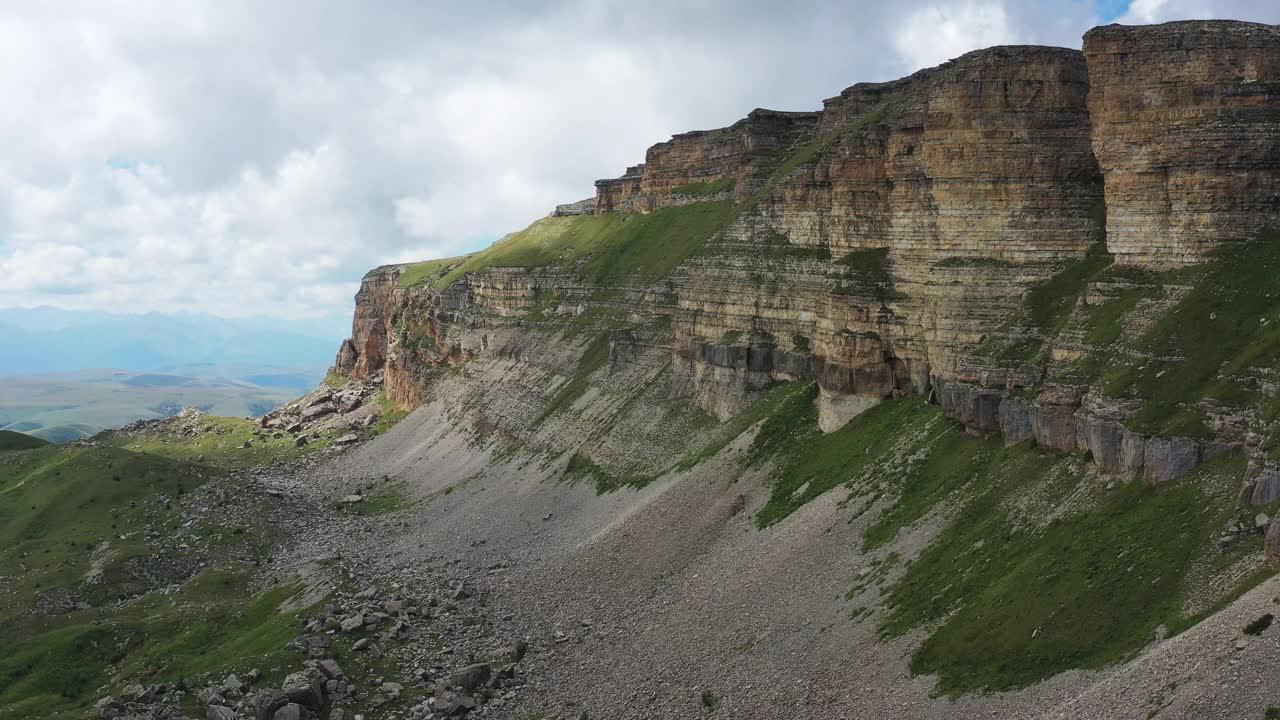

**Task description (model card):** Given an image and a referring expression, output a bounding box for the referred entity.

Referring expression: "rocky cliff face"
[1085,21,1280,267]
[336,21,1280,499]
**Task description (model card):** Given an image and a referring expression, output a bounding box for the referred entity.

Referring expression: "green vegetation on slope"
[103,415,329,470]
[1026,244,1113,334]
[0,430,50,451]
[0,445,212,607]
[886,453,1259,694]
[737,383,1271,693]
[0,440,310,719]
[1097,234,1280,439]
[0,568,309,719]
[398,254,474,288]
[747,382,951,530]
[672,177,736,197]
[537,332,612,424]
[832,247,902,302]
[403,201,734,290]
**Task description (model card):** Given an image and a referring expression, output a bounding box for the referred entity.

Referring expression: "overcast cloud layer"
[2,0,1277,321]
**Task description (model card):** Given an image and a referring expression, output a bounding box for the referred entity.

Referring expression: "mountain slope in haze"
[0,368,317,442]
[0,308,344,376]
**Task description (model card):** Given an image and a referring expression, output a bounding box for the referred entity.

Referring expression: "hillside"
[0,430,49,452]
[326,19,1280,715]
[4,18,1280,720]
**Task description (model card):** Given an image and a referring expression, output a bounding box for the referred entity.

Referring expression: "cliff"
[336,21,1280,500]
[1085,21,1280,267]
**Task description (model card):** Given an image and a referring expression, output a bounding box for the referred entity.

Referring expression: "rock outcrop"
[1085,20,1280,267]
[336,21,1280,491]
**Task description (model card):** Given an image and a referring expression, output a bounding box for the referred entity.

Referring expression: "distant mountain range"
[0,308,346,440]
[0,307,347,376]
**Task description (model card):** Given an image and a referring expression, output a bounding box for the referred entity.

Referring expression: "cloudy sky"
[1,0,1277,326]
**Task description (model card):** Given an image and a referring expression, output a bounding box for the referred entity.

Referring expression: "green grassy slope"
[400,201,734,290]
[729,381,1274,693]
[0,430,50,451]
[0,421,329,718]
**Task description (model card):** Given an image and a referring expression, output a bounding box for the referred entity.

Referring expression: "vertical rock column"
[1085,20,1280,268]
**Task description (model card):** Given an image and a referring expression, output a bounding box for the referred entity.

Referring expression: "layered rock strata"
[337,21,1280,491]
[1085,20,1280,267]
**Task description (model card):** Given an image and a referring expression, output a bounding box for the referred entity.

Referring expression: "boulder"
[207,706,237,720]
[271,703,310,720]
[95,696,121,719]
[449,663,492,692]
[280,669,323,709]
[197,688,227,706]
[301,403,335,420]
[121,683,151,703]
[317,659,345,680]
[306,391,333,408]
[334,434,359,446]
[249,690,288,720]
[340,614,364,632]
[508,637,528,663]
[445,694,477,716]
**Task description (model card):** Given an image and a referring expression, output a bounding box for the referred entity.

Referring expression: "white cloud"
[1119,0,1280,23]
[893,2,1017,71]
[2,0,1275,321]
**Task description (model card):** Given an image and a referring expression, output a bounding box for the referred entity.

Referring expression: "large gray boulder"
[280,669,324,709]
[206,706,237,720]
[448,662,492,692]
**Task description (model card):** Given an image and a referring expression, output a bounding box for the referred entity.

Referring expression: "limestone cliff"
[336,21,1280,501]
[1085,21,1280,267]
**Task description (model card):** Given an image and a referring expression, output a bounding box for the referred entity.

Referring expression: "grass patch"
[763,230,831,261]
[736,386,1263,693]
[369,389,410,437]
[427,202,734,289]
[398,255,472,288]
[673,380,807,472]
[345,485,413,516]
[0,572,309,719]
[560,451,655,494]
[882,453,1250,694]
[748,386,950,529]
[0,441,307,718]
[832,248,902,302]
[0,430,51,452]
[0,445,213,608]
[1077,287,1159,347]
[103,415,328,470]
[537,333,611,423]
[672,177,735,197]
[1026,243,1113,333]
[1100,234,1280,437]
